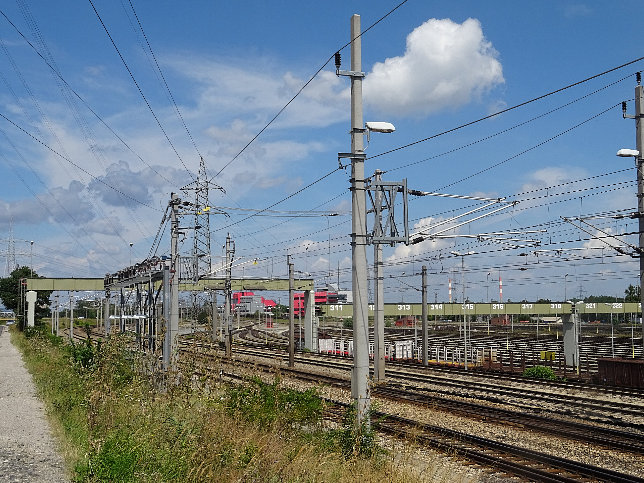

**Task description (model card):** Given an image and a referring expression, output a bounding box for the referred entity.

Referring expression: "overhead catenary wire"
[368,61,644,160]
[0,7,180,188]
[87,0,196,182]
[209,0,410,181]
[125,0,203,162]
[258,77,632,246]
[3,3,639,296]
[0,111,161,211]
[385,73,635,174]
[437,103,621,191]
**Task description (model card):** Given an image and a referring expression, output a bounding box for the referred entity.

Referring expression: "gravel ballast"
[0,328,68,482]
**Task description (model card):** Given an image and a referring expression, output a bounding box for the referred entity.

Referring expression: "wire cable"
[209,0,410,181]
[87,0,196,182]
[436,103,620,191]
[0,112,160,211]
[0,7,179,188]
[368,60,644,160]
[126,0,203,161]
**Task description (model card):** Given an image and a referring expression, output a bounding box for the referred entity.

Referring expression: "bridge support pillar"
[303,290,317,351]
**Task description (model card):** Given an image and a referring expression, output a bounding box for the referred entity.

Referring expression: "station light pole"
[335,14,395,425]
[619,73,644,353]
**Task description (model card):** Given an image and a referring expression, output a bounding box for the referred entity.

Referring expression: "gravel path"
[0,328,68,482]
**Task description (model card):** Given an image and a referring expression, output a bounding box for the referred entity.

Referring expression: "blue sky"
[1,0,643,304]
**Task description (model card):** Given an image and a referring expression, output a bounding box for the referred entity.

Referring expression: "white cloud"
[520,166,587,193]
[387,216,457,262]
[364,18,504,117]
[167,56,347,131]
[563,4,593,18]
[580,227,632,259]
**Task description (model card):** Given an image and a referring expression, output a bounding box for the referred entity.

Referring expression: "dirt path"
[0,327,68,482]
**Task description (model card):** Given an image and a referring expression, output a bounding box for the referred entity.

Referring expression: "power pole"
[211,290,218,343]
[288,256,295,367]
[224,234,234,357]
[169,193,180,366]
[637,80,644,353]
[373,170,385,382]
[422,265,428,366]
[162,263,170,368]
[347,14,370,425]
[622,74,644,352]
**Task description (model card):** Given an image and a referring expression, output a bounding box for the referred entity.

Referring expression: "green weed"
[523,365,557,380]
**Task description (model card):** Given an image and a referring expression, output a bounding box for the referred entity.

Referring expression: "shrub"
[523,365,557,380]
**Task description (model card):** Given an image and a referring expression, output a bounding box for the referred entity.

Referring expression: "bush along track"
[14,327,428,482]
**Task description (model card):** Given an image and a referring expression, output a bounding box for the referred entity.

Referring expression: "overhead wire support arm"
[560,216,635,256]
[408,190,508,203]
[367,175,409,246]
[573,216,641,254]
[410,200,518,242]
[334,51,365,78]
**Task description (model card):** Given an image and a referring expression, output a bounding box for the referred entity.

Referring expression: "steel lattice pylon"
[181,157,225,282]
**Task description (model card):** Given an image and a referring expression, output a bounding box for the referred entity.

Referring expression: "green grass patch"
[522,365,557,380]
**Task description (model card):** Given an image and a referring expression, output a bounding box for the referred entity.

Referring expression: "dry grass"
[14,327,457,482]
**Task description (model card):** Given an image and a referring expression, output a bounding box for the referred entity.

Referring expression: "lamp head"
[365,121,395,133]
[617,148,639,157]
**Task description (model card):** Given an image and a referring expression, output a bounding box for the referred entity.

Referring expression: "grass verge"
[13,327,433,482]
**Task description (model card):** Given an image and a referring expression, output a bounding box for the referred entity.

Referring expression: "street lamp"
[617,147,644,351]
[129,242,134,266]
[335,14,396,426]
[29,241,34,277]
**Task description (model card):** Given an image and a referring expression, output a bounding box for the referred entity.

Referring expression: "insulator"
[622,101,627,113]
[637,72,642,85]
[334,52,341,70]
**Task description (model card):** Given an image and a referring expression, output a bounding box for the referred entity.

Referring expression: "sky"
[1,0,644,304]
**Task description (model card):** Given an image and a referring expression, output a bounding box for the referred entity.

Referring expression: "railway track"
[178,340,644,455]
[322,399,644,483]
[178,349,644,482]
[237,326,644,399]
[229,344,644,426]
[388,359,644,399]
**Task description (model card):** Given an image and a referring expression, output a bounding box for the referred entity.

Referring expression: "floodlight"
[617,148,640,157]
[365,121,395,133]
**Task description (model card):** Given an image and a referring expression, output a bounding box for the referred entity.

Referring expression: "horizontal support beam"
[320,301,641,317]
[180,278,314,292]
[26,278,104,291]
[26,277,315,293]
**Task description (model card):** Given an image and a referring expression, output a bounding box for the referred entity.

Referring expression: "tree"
[0,266,52,328]
[271,303,288,319]
[76,299,99,319]
[624,284,640,302]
